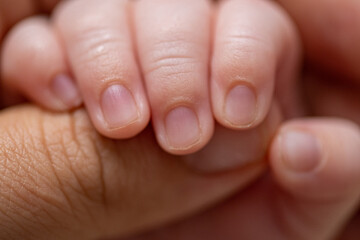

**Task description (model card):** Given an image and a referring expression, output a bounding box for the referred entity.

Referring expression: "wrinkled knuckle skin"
[215,34,275,83]
[0,106,110,239]
[72,27,127,69]
[144,37,201,77]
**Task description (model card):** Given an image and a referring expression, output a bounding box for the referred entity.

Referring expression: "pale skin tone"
[0,0,360,240]
[1,0,301,167]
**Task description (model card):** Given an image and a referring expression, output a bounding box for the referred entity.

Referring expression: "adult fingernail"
[101,84,139,129]
[51,74,82,108]
[165,106,201,149]
[282,130,322,172]
[224,85,257,127]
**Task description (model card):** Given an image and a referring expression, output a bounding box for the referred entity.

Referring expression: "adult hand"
[0,104,279,240]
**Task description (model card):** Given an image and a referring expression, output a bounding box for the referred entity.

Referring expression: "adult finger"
[0,104,264,240]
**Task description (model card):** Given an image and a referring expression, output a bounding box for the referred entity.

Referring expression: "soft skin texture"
[1,0,360,240]
[0,0,301,159]
[119,0,360,239]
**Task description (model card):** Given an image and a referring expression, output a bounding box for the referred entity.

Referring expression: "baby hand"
[1,0,301,167]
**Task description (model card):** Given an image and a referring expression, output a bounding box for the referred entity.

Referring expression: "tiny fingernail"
[224,85,257,127]
[282,130,322,172]
[165,106,201,149]
[51,74,82,108]
[101,85,139,129]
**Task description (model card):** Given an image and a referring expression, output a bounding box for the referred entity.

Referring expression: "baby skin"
[1,0,301,171]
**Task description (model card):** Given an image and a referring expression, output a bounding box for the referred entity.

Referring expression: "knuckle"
[73,27,125,67]
[67,25,136,83]
[144,39,200,79]
[69,26,135,84]
[215,34,274,83]
[144,40,205,102]
[144,37,207,105]
[55,0,132,75]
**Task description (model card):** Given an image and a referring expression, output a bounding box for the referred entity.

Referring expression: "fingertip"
[156,106,215,156]
[278,129,322,173]
[50,74,83,110]
[93,84,151,139]
[1,17,79,111]
[271,118,360,200]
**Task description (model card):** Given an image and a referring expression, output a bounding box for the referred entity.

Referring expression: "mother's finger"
[0,104,264,240]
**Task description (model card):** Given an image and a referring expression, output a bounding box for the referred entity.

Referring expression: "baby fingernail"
[165,107,201,149]
[282,130,322,172]
[224,85,257,127]
[51,74,82,108]
[101,84,139,129]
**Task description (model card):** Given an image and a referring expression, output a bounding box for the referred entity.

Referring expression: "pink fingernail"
[282,130,322,172]
[165,106,201,149]
[224,85,257,127]
[51,74,82,108]
[101,84,139,129]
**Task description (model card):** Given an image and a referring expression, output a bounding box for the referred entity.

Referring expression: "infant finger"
[133,0,214,154]
[212,0,301,129]
[54,0,150,139]
[1,16,82,110]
